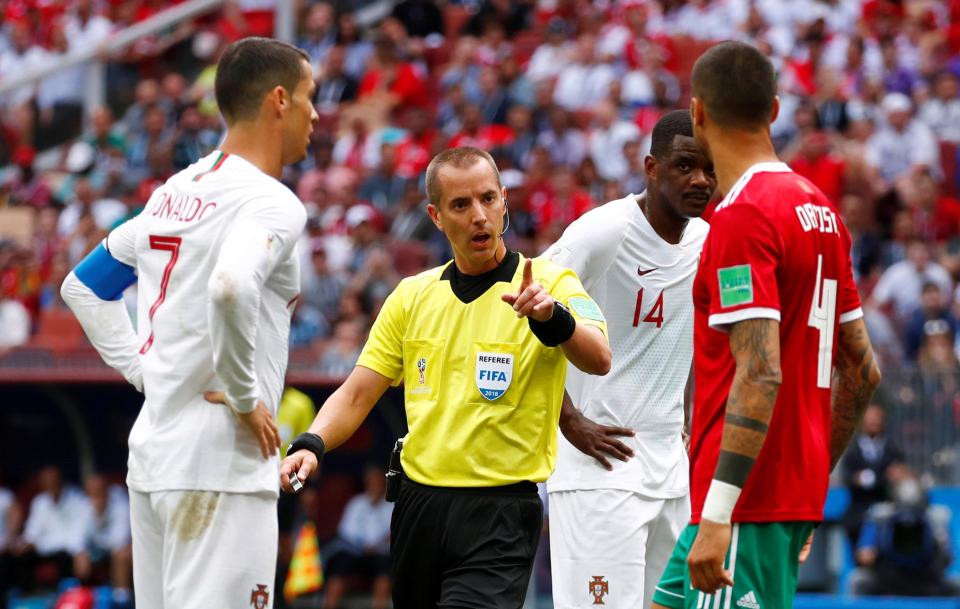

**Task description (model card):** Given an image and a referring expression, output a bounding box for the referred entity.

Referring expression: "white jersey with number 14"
[544,195,708,498]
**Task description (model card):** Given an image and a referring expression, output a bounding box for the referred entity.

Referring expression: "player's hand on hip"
[280,450,318,493]
[560,410,634,470]
[687,519,734,593]
[203,391,281,459]
[501,258,554,321]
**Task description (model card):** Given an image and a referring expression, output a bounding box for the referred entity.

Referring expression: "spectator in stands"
[789,130,847,204]
[842,404,905,550]
[357,36,428,113]
[527,165,593,234]
[302,242,345,329]
[124,104,175,188]
[57,175,126,238]
[526,17,572,83]
[536,106,587,168]
[553,34,615,111]
[171,104,218,171]
[74,474,131,605]
[0,21,46,117]
[389,179,433,243]
[393,108,436,179]
[316,319,364,379]
[475,67,509,126]
[868,239,954,324]
[315,45,359,111]
[0,285,30,354]
[35,24,84,150]
[916,320,960,453]
[9,466,88,593]
[298,1,336,70]
[919,70,960,144]
[499,55,534,109]
[902,168,960,243]
[391,0,443,40]
[359,144,406,212]
[866,92,939,189]
[6,146,52,209]
[321,465,392,609]
[84,107,127,190]
[290,299,329,348]
[589,100,641,183]
[905,282,959,361]
[851,473,958,596]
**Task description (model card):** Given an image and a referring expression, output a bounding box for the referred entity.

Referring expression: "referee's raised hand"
[502,258,555,321]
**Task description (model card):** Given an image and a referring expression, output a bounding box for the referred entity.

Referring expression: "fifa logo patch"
[250,584,269,609]
[589,576,609,605]
[475,352,513,400]
[417,357,427,384]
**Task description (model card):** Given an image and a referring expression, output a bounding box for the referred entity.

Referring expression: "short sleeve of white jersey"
[541,198,631,290]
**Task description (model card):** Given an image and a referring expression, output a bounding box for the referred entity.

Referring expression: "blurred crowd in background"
[0,0,959,606]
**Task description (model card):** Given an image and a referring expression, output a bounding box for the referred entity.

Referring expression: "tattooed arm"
[829,317,882,470]
[687,318,781,593]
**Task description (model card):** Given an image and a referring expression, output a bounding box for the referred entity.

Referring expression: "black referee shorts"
[390,476,543,609]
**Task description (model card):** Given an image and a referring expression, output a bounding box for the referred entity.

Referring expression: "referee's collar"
[441,250,520,304]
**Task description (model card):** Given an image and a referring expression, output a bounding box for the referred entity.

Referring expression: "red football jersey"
[690,163,862,524]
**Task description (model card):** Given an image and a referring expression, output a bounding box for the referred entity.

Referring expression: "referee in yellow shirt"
[280,147,611,609]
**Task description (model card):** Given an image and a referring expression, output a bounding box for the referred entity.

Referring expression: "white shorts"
[130,489,278,609]
[549,489,690,609]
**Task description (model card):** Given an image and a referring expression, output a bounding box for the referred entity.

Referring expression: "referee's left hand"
[280,450,318,493]
[502,258,554,321]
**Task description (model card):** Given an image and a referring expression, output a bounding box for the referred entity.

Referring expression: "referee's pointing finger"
[520,258,533,291]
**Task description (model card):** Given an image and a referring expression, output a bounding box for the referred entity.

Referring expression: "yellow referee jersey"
[357,252,607,487]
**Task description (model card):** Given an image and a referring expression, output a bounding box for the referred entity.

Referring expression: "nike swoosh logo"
[637,267,657,276]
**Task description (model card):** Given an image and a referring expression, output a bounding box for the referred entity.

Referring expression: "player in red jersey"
[652,41,882,609]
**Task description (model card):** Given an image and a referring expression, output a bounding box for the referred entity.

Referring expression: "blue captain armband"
[74,243,137,301]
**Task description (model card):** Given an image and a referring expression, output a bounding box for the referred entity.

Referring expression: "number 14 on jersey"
[632,288,664,328]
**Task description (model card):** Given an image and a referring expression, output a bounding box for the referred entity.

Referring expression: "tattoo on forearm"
[725,413,769,433]
[830,320,881,468]
[716,319,782,485]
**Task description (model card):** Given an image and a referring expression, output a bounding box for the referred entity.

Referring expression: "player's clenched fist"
[280,450,318,493]
[501,258,554,321]
[203,391,281,459]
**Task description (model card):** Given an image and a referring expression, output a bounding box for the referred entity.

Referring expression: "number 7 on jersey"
[140,235,182,354]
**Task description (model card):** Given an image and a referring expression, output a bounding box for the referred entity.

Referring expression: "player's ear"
[690,98,705,128]
[644,154,657,181]
[769,95,780,125]
[270,85,288,116]
[427,203,443,232]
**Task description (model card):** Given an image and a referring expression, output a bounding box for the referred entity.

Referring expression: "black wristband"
[288,432,326,464]
[529,301,576,347]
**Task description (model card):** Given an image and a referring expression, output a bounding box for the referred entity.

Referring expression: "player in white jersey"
[545,110,717,609]
[60,38,318,609]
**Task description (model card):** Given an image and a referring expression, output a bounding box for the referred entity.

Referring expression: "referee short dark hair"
[650,110,694,160]
[215,37,310,123]
[692,41,777,130]
[425,147,502,207]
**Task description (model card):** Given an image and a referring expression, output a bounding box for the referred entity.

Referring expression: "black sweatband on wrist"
[529,301,576,347]
[287,432,326,464]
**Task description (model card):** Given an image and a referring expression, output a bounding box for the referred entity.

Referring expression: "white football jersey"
[107,151,306,496]
[544,195,708,497]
